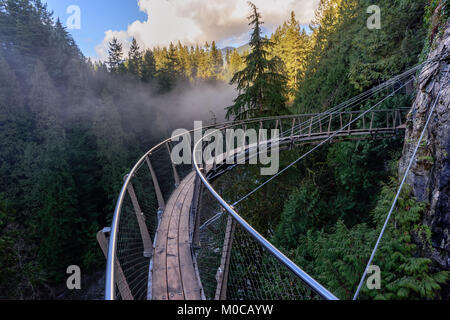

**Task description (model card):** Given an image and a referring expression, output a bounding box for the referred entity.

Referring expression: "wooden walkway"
[149,120,407,301]
[152,171,202,300]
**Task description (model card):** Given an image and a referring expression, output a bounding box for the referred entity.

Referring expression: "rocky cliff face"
[399,22,449,271]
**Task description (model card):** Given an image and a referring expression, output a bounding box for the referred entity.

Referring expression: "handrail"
[106,116,291,299]
[192,123,340,301]
[105,109,406,300]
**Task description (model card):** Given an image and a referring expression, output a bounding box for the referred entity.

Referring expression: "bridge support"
[145,155,165,211]
[125,176,153,258]
[166,142,181,187]
[97,228,134,300]
[215,213,236,300]
[191,173,204,249]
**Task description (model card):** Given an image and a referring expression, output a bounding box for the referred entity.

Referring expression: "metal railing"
[101,103,409,300]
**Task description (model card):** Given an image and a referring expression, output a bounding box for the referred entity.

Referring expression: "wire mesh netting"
[226,223,320,300]
[195,181,322,300]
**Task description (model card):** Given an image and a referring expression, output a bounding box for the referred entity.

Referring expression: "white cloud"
[95,0,320,60]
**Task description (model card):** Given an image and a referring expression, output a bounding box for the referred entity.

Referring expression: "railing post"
[392,111,397,129]
[145,155,165,212]
[191,173,203,249]
[97,228,134,300]
[328,114,333,136]
[125,176,153,258]
[215,213,236,300]
[386,111,390,129]
[290,118,296,141]
[370,112,374,131]
[309,117,313,136]
[348,113,353,134]
[259,121,264,143]
[166,142,181,187]
[319,116,323,133]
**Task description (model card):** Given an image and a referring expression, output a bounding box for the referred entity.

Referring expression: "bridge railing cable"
[353,68,448,300]
[104,60,437,300]
[192,63,437,300]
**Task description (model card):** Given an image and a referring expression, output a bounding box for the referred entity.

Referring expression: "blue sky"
[44,0,147,57]
[43,0,318,60]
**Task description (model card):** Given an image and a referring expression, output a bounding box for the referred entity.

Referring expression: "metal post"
[125,177,153,258]
[328,114,333,136]
[386,111,389,129]
[97,228,134,300]
[392,111,397,129]
[215,213,236,300]
[290,118,296,141]
[191,174,203,249]
[166,142,181,187]
[319,116,323,133]
[309,117,313,136]
[145,155,165,211]
[370,112,374,131]
[348,113,353,134]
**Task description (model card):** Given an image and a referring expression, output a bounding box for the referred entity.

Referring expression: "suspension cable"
[231,59,440,207]
[232,78,414,207]
[255,62,430,165]
[353,68,448,300]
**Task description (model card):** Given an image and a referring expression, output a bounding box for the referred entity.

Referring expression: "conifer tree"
[227,2,288,120]
[228,49,244,79]
[210,41,223,78]
[107,37,124,73]
[270,12,310,99]
[141,49,156,83]
[127,37,142,77]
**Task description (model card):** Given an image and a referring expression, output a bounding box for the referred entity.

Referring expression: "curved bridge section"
[98,105,409,300]
[97,57,432,301]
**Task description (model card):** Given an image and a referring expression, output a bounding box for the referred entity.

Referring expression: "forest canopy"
[0,0,448,299]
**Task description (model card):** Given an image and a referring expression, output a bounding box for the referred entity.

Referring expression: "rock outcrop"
[399,22,449,270]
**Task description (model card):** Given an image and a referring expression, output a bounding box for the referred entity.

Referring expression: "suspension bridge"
[97,60,447,300]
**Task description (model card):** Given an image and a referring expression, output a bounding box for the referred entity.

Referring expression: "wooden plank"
[179,183,202,300]
[166,174,194,300]
[152,173,193,300]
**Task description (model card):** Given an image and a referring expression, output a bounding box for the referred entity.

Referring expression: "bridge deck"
[152,171,202,300]
[149,125,405,301]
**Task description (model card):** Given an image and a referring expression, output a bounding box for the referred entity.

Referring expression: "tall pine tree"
[227,2,287,120]
[107,37,124,73]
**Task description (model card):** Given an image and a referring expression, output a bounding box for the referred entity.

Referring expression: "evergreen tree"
[210,41,223,78]
[227,2,288,120]
[127,37,142,77]
[141,49,156,83]
[228,49,244,79]
[107,37,124,73]
[270,12,310,99]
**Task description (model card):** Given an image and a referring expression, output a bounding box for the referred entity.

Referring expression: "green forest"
[0,0,448,299]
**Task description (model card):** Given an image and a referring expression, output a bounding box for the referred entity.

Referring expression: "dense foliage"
[0,0,447,299]
[215,0,448,299]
